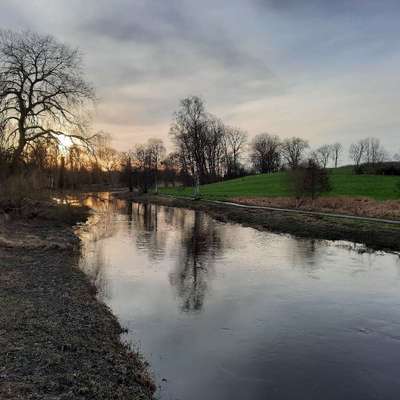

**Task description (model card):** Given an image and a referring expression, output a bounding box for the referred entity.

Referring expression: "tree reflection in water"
[80,197,224,313]
[169,210,222,313]
[127,202,223,313]
[129,202,169,262]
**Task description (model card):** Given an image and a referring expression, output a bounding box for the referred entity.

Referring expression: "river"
[78,194,400,400]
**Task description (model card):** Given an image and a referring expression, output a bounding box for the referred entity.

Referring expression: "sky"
[0,0,399,155]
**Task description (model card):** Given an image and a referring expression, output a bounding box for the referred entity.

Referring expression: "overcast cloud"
[0,0,399,154]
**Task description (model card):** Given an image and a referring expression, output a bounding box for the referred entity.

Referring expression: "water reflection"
[77,196,400,400]
[170,211,221,312]
[130,203,168,261]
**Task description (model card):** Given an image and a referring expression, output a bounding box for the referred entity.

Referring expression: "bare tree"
[148,138,166,193]
[134,143,153,193]
[313,144,332,168]
[224,127,247,177]
[364,137,386,165]
[120,151,134,192]
[170,96,232,188]
[204,117,226,180]
[0,30,94,167]
[281,137,309,170]
[331,142,343,168]
[250,133,281,173]
[161,152,180,187]
[349,139,368,171]
[94,133,118,170]
[170,96,208,184]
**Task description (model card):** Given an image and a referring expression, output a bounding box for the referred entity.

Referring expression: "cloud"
[0,0,399,155]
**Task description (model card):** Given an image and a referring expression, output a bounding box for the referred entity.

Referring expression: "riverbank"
[116,193,400,252]
[0,202,155,399]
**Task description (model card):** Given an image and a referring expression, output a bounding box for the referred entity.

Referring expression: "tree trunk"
[10,139,25,172]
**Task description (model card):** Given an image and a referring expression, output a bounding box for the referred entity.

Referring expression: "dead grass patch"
[230,196,400,220]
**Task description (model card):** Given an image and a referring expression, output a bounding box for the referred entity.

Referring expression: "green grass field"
[161,167,400,201]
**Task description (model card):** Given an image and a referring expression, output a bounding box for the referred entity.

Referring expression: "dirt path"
[0,218,154,399]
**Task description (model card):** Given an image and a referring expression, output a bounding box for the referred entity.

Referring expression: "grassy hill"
[161,167,400,201]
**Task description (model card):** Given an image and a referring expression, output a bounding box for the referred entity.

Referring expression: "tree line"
[1,30,399,197]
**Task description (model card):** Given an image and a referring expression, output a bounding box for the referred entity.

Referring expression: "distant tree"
[349,137,387,173]
[148,138,166,193]
[250,133,281,173]
[394,152,400,162]
[58,156,65,190]
[93,132,120,184]
[314,144,332,168]
[120,151,134,192]
[349,139,368,172]
[161,152,180,187]
[331,142,343,168]
[204,117,226,181]
[0,30,94,167]
[134,144,152,193]
[224,127,247,177]
[290,159,331,200]
[364,137,386,165]
[282,137,309,169]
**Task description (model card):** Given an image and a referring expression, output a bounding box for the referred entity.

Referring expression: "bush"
[0,171,89,223]
[289,159,331,200]
[357,162,400,176]
[0,170,49,213]
[374,162,400,176]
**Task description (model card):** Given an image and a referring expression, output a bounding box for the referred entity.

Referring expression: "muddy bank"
[117,193,400,252]
[0,211,154,399]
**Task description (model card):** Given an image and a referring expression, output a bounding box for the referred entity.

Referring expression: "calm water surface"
[78,195,400,400]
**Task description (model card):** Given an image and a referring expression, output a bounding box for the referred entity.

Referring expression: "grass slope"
[161,167,400,201]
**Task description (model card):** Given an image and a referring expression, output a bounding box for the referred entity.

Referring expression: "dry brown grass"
[0,171,49,211]
[231,196,400,220]
[0,221,155,400]
[0,172,89,223]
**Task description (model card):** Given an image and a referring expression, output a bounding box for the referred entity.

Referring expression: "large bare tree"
[170,96,247,185]
[250,133,281,173]
[281,137,309,169]
[0,30,94,166]
[170,96,206,178]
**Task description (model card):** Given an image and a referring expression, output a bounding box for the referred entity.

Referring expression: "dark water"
[78,195,400,400]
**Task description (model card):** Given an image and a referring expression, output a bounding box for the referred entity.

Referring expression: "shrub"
[357,162,400,176]
[374,162,400,176]
[0,170,49,213]
[289,159,331,200]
